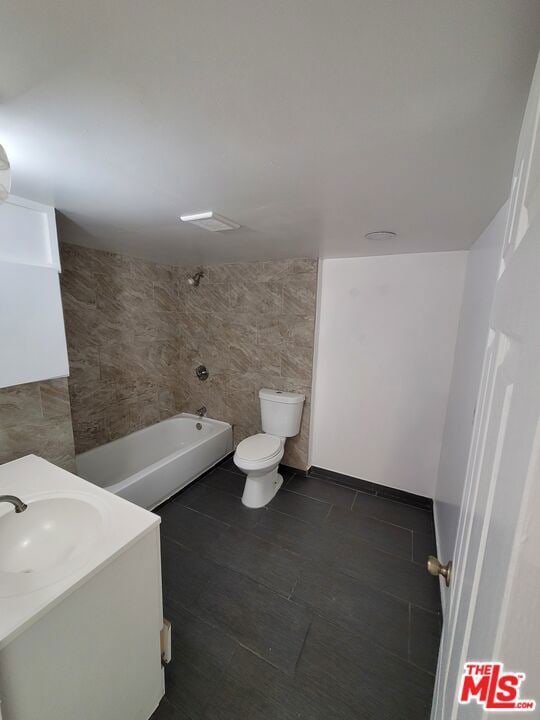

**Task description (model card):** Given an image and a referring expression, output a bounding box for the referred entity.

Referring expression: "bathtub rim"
[75,413,233,495]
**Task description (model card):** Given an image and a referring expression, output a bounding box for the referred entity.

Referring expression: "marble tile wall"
[60,243,179,453]
[60,243,318,470]
[0,378,76,470]
[177,259,318,469]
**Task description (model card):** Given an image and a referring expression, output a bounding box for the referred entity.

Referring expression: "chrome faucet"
[0,495,27,513]
[195,406,207,417]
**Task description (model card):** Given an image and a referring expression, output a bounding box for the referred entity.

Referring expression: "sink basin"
[0,494,105,597]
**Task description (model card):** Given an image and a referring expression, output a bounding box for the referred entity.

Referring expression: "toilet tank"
[259,389,305,438]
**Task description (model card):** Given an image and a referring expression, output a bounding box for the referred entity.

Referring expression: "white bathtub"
[76,414,233,510]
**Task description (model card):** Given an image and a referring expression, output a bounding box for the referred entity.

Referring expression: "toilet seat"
[236,433,282,462]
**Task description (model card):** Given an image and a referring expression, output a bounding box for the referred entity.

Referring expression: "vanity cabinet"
[0,528,164,720]
[0,456,165,720]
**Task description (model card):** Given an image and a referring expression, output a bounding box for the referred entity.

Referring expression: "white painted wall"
[434,204,507,566]
[310,251,467,498]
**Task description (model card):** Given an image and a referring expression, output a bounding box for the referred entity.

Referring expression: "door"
[432,51,540,719]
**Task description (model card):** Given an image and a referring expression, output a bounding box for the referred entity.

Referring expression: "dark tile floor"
[151,458,442,720]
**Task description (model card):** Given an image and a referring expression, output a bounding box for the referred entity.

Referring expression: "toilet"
[234,388,305,508]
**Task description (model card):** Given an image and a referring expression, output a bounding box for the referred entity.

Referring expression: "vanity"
[0,455,165,720]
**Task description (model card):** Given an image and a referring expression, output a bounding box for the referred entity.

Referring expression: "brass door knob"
[427,556,452,587]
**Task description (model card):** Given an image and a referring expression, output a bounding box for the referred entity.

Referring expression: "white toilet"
[234,388,305,508]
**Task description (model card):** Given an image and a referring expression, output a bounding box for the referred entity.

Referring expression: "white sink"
[0,456,159,650]
[0,494,106,597]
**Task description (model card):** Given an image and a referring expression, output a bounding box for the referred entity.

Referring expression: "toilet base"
[242,469,283,508]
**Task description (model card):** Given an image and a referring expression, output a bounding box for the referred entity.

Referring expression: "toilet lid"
[236,434,282,462]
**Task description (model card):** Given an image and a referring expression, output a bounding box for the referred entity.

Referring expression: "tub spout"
[196,406,207,417]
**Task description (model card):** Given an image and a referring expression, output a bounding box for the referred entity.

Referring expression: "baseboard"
[280,462,308,477]
[308,465,433,511]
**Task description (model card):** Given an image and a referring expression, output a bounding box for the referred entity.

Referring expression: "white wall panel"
[310,251,466,498]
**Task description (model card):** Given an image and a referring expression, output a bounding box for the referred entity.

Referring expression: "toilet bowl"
[234,389,305,508]
[234,433,285,508]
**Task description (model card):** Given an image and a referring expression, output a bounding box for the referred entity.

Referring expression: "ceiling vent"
[180,211,240,232]
[365,231,397,241]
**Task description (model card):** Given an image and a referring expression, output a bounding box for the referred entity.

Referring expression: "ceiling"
[2,1,540,265]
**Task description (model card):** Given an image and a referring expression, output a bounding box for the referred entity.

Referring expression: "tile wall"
[177,259,318,469]
[60,243,318,470]
[0,378,75,470]
[60,243,179,453]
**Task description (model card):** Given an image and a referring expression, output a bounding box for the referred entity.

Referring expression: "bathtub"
[75,414,233,510]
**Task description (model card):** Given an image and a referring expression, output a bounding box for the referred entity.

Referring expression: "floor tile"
[160,537,218,608]
[182,484,264,530]
[156,455,442,719]
[268,489,331,525]
[218,456,242,474]
[410,605,442,674]
[211,645,355,720]
[353,492,434,533]
[163,606,236,719]
[285,475,357,509]
[151,696,191,720]
[292,560,409,659]
[158,501,229,554]
[173,480,206,505]
[205,675,293,720]
[278,465,296,483]
[193,565,311,675]
[206,525,302,596]
[166,604,237,677]
[412,531,437,565]
[202,467,246,497]
[250,509,342,564]
[335,534,442,612]
[325,505,413,558]
[164,657,220,720]
[297,617,435,719]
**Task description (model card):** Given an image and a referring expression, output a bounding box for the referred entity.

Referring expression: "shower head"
[187,270,204,287]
